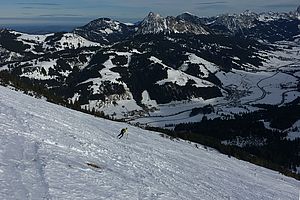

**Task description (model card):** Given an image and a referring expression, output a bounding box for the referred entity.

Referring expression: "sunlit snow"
[0,86,299,199]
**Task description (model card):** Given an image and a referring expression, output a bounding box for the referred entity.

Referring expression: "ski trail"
[0,102,29,199]
[0,134,30,200]
[0,101,51,200]
[22,141,51,200]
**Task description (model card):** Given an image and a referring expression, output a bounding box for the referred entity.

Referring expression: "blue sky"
[0,0,299,26]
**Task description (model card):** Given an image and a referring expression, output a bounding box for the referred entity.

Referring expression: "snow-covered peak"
[10,31,49,43]
[176,12,199,22]
[74,17,136,43]
[182,11,194,15]
[81,18,123,34]
[257,11,294,22]
[52,33,100,49]
[147,12,163,20]
[240,10,256,16]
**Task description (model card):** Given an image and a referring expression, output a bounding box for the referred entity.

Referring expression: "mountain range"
[73,8,300,43]
[0,6,300,175]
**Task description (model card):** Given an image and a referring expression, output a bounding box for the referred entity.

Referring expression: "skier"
[117,128,128,139]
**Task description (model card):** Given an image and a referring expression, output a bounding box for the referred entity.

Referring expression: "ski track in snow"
[0,86,299,200]
[0,101,50,200]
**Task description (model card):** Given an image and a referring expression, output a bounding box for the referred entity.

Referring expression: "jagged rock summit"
[137,12,166,34]
[137,12,209,35]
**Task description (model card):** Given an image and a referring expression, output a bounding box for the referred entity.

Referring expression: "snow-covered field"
[9,31,101,54]
[0,86,299,200]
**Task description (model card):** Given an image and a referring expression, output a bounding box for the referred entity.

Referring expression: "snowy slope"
[0,86,299,200]
[48,33,100,50]
[150,56,213,87]
[12,31,100,53]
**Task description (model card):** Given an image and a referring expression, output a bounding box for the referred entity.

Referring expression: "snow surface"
[101,56,123,83]
[179,53,219,78]
[53,33,100,51]
[187,53,219,74]
[149,56,213,87]
[12,31,50,54]
[81,55,127,89]
[130,96,259,127]
[141,90,158,108]
[20,59,58,80]
[0,86,299,199]
[13,31,48,43]
[100,28,114,34]
[8,31,100,55]
[115,52,132,67]
[286,120,300,141]
[78,54,144,118]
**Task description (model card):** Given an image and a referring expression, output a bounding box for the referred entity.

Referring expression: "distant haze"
[0,0,299,32]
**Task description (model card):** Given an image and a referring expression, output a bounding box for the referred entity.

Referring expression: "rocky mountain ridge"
[72,7,300,43]
[137,12,210,35]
